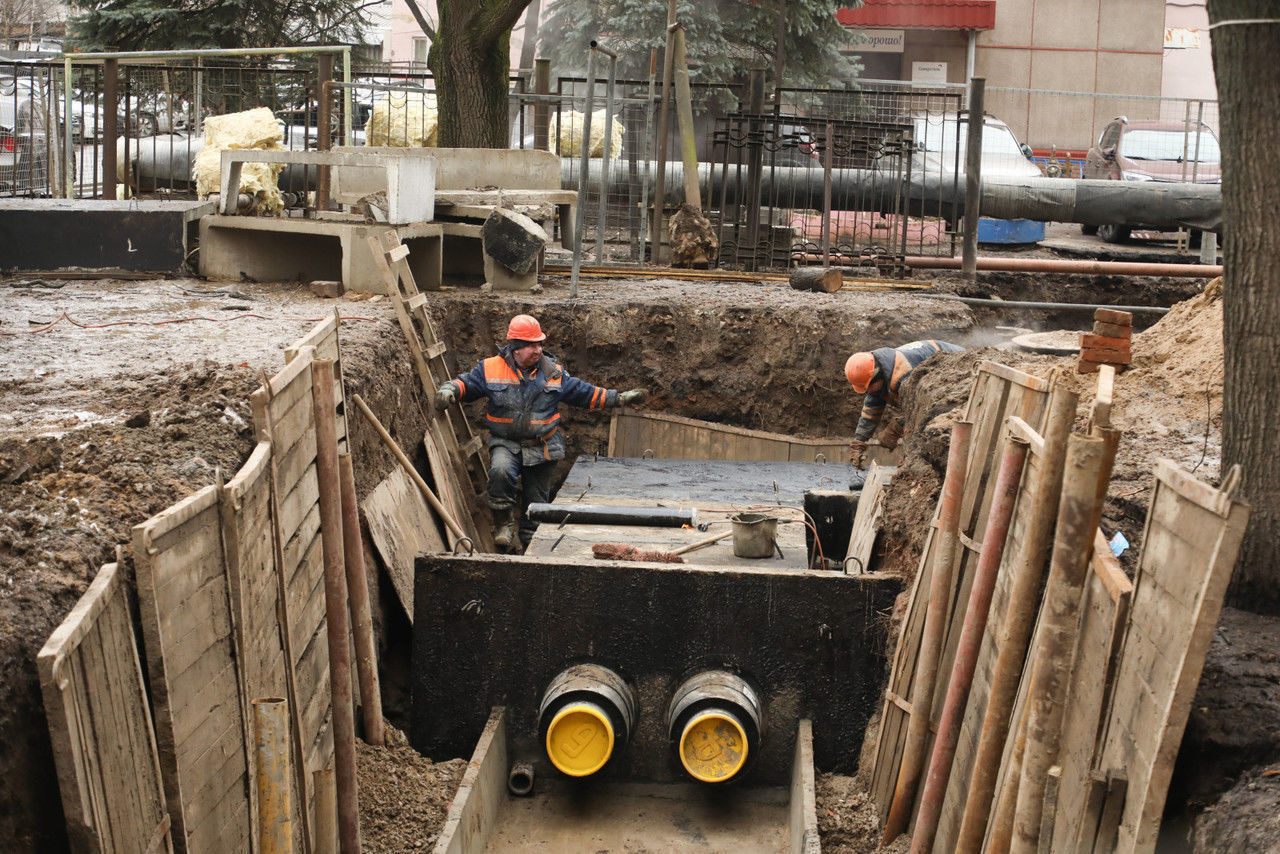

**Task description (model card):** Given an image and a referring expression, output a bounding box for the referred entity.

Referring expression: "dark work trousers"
[487,444,556,545]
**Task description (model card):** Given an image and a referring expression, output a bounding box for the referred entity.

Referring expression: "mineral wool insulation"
[193,107,286,214]
[365,91,440,147]
[548,109,624,158]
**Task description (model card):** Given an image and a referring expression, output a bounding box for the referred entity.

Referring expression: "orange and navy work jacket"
[443,346,618,463]
[854,340,964,441]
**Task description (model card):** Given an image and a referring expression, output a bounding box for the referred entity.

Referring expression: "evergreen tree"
[65,0,377,51]
[539,0,861,103]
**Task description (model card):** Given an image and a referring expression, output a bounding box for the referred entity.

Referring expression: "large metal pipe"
[564,159,1224,233]
[882,420,973,843]
[253,697,293,854]
[912,432,1029,854]
[961,78,985,280]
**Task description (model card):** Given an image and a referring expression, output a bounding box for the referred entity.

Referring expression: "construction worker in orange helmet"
[845,340,964,467]
[434,314,649,551]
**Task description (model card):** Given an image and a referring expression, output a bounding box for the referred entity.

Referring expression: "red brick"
[1081,333,1132,351]
[1093,308,1133,326]
[1092,321,1132,338]
[1080,348,1133,365]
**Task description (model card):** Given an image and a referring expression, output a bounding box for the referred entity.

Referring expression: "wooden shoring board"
[931,420,1051,853]
[869,362,1051,823]
[132,486,251,854]
[286,311,351,456]
[1049,532,1134,852]
[1094,461,1248,853]
[846,463,894,574]
[368,232,494,551]
[250,346,331,852]
[220,440,298,844]
[38,561,174,854]
[608,409,852,463]
[424,426,476,549]
[362,466,447,621]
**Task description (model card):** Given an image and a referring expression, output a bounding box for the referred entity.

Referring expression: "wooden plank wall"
[608,410,851,463]
[251,345,334,848]
[38,562,173,854]
[220,441,303,847]
[869,362,1052,823]
[1095,461,1249,852]
[133,486,251,854]
[286,313,350,455]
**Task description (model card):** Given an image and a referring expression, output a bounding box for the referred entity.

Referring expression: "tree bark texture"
[429,0,532,148]
[1210,1,1280,615]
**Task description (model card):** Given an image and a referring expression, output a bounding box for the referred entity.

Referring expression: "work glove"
[434,385,457,411]
[848,439,868,468]
[618,388,649,406]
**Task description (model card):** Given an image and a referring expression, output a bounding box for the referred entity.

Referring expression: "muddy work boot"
[492,507,519,551]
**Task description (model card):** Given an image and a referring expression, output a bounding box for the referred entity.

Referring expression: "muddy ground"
[0,269,1272,851]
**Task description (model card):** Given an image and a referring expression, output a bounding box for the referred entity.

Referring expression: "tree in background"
[65,0,378,50]
[1208,1,1280,616]
[409,0,534,148]
[538,0,860,106]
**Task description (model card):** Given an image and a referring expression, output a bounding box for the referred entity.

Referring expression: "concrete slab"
[0,199,212,273]
[198,214,443,293]
[410,553,901,784]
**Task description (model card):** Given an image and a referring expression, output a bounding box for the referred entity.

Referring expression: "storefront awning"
[835,0,996,31]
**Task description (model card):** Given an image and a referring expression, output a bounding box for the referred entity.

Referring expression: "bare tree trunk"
[429,1,527,148]
[1210,0,1280,615]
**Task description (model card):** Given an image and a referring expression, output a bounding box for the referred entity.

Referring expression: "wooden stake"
[882,420,973,843]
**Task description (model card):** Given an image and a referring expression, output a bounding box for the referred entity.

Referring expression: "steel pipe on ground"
[525,503,696,528]
[904,255,1221,278]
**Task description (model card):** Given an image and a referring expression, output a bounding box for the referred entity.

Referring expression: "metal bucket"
[730,513,778,558]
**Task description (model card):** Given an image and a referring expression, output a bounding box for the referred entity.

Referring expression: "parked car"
[1082,116,1221,243]
[910,112,1043,180]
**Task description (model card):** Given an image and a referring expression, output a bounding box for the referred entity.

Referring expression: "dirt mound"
[1193,761,1280,853]
[356,724,466,853]
[1129,276,1224,406]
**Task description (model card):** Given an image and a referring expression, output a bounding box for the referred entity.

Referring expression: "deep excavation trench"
[3,269,1270,852]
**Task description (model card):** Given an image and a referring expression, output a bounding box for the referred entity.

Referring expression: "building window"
[412,37,429,66]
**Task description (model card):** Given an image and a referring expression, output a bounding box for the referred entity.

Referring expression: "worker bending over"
[844,339,964,467]
[436,314,648,550]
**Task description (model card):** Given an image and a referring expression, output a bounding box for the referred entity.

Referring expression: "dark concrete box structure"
[412,553,902,786]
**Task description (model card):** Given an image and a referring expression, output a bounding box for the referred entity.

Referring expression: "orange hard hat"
[845,352,876,393]
[507,314,546,342]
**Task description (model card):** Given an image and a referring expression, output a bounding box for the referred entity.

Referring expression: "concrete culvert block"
[482,208,548,275]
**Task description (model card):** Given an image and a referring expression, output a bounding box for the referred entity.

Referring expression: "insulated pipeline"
[525,503,696,527]
[911,292,1170,315]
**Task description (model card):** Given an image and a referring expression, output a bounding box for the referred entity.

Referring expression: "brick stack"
[1078,308,1133,373]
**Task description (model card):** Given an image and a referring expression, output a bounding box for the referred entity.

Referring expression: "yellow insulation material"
[192,107,286,215]
[548,110,624,158]
[365,91,439,147]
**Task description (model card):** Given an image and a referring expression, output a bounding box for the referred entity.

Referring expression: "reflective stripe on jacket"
[854,340,964,441]
[445,346,618,463]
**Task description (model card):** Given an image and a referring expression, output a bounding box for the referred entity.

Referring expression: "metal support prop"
[594,41,618,262]
[62,56,72,198]
[636,49,658,261]
[954,385,1079,854]
[882,420,974,844]
[312,360,361,853]
[253,697,293,854]
[313,767,337,854]
[338,453,384,747]
[533,59,551,151]
[773,0,788,111]
[650,0,679,264]
[962,77,985,281]
[570,46,598,298]
[102,59,119,198]
[822,120,834,268]
[342,49,352,146]
[317,57,334,211]
[911,432,1030,854]
[743,68,766,270]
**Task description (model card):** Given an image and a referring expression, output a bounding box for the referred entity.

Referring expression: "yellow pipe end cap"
[679,710,748,783]
[545,702,615,777]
